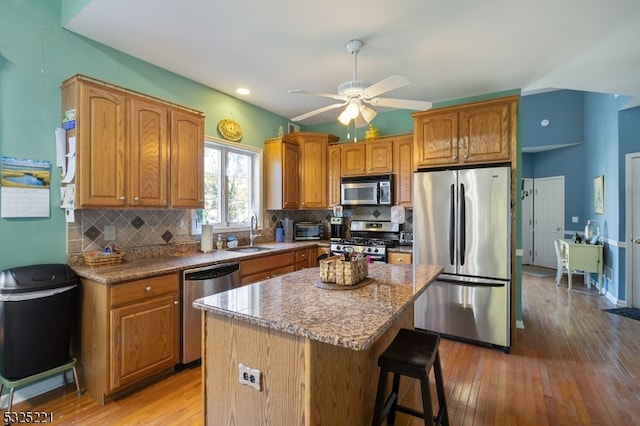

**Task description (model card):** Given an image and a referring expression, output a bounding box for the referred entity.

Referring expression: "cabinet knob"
[134,196,140,201]
[145,286,152,292]
[119,196,126,201]
[174,300,179,305]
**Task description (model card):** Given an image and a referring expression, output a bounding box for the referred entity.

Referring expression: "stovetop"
[332,237,399,248]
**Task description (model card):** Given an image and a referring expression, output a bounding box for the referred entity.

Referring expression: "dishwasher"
[182,262,240,364]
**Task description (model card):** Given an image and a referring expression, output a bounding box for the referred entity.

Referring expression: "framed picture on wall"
[593,175,604,215]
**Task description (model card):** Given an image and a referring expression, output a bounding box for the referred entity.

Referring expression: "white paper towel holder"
[201,224,214,253]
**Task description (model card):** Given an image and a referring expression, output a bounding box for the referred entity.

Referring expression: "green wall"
[0,0,289,269]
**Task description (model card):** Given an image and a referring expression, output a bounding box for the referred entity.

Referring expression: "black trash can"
[0,264,79,380]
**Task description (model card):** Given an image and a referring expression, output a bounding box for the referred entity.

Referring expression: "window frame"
[191,136,263,235]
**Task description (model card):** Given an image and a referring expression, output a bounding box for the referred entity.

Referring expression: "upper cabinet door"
[170,109,204,208]
[460,101,512,164]
[299,134,328,208]
[341,144,366,176]
[77,83,127,207]
[129,98,169,207]
[365,140,393,174]
[282,140,301,209]
[413,111,459,168]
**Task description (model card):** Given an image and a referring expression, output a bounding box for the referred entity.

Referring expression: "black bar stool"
[372,328,449,426]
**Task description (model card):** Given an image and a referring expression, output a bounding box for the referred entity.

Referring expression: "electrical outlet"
[238,363,262,391]
[104,225,116,241]
[572,216,579,223]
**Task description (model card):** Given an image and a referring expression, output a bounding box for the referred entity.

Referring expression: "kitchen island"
[193,263,442,426]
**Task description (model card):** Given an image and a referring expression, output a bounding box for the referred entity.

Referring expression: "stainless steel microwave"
[340,174,393,206]
[294,222,324,240]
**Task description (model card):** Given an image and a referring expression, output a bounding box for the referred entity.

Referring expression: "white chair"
[553,239,569,285]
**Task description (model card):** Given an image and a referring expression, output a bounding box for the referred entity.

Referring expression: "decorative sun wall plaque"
[217,118,243,142]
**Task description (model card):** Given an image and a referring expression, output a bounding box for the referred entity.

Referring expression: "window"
[192,138,262,234]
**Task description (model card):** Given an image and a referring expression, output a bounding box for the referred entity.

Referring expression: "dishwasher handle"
[184,263,240,281]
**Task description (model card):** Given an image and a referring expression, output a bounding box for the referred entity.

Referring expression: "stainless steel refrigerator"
[413,166,511,352]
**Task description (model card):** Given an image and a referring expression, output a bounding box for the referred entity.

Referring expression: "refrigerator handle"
[449,184,455,265]
[459,183,466,265]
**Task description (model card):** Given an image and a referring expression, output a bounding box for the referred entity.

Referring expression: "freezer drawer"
[415,278,510,350]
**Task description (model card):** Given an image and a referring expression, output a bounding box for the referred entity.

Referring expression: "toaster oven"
[294,222,324,240]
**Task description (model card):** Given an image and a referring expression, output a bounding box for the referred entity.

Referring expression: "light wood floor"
[4,272,640,425]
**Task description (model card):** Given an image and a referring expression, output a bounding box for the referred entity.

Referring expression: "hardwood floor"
[4,272,640,425]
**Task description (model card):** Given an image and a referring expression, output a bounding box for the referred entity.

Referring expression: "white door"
[533,176,565,269]
[521,178,534,264]
[626,153,640,308]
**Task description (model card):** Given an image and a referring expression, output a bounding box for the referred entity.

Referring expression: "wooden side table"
[560,239,604,294]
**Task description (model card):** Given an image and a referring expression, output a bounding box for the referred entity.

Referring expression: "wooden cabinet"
[330,134,412,206]
[413,95,518,169]
[240,251,296,285]
[341,143,366,176]
[265,132,338,210]
[341,139,394,176]
[169,109,205,208]
[366,140,394,174]
[66,79,127,207]
[264,138,300,209]
[388,252,412,265]
[327,145,342,207]
[294,247,315,270]
[129,98,169,207]
[61,74,204,209]
[79,273,180,404]
[297,133,335,208]
[392,135,413,207]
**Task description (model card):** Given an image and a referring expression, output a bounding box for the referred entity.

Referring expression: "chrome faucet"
[250,214,261,246]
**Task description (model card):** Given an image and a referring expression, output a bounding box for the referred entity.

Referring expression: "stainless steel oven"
[330,220,400,263]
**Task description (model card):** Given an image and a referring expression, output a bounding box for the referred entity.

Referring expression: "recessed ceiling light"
[236,88,250,95]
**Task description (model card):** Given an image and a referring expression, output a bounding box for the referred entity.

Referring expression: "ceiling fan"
[289,39,432,126]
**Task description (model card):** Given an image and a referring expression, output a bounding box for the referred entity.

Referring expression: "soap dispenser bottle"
[216,234,224,250]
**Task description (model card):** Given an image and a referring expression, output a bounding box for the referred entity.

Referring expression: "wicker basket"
[319,256,368,286]
[83,250,125,268]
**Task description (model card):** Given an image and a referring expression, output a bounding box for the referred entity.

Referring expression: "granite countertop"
[71,241,326,284]
[193,264,443,351]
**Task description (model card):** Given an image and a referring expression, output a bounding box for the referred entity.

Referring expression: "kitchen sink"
[226,246,273,253]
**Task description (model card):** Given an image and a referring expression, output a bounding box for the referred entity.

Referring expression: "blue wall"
[520,89,637,301]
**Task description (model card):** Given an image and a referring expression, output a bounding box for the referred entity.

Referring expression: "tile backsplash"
[66,206,413,260]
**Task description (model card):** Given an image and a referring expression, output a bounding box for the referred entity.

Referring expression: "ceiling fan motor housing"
[338,80,370,96]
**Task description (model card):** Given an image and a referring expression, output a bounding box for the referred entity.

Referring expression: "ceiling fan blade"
[289,89,346,101]
[368,97,432,111]
[362,75,410,98]
[291,102,348,122]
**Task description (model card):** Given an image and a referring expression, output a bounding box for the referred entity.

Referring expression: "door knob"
[633,238,640,244]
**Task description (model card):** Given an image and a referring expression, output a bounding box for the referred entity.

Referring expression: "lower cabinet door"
[110,293,179,390]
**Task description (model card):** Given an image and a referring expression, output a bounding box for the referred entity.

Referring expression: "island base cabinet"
[202,306,414,425]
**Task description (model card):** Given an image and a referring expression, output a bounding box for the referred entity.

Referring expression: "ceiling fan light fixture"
[360,105,377,123]
[338,101,360,125]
